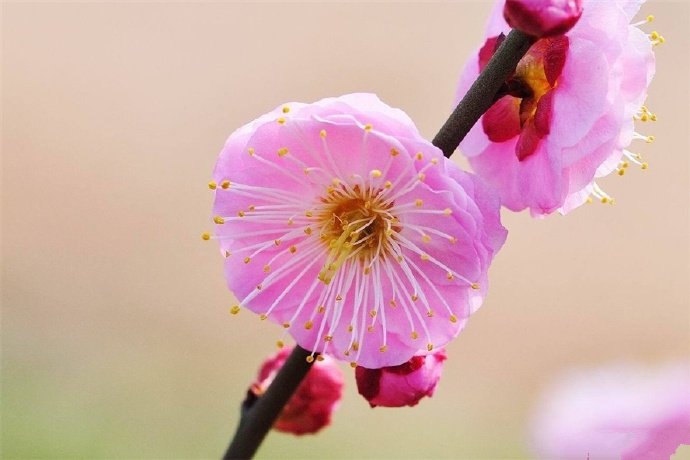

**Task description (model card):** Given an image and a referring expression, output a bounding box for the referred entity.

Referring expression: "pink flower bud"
[355,349,447,408]
[251,347,344,435]
[504,0,582,37]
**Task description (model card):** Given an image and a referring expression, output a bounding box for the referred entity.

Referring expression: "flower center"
[316,184,397,284]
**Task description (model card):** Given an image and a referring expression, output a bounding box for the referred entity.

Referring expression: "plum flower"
[504,0,583,38]
[250,346,344,435]
[530,362,690,459]
[457,0,660,216]
[208,94,506,369]
[355,348,447,408]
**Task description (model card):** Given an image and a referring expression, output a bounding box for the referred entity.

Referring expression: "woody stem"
[432,29,534,157]
[222,346,315,459]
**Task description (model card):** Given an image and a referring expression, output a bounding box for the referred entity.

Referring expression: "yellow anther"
[201,232,211,241]
[431,158,438,165]
[658,36,665,44]
[426,310,434,317]
[650,114,658,121]
[316,355,325,362]
[260,314,268,320]
[422,234,431,243]
[647,14,655,22]
[379,345,387,353]
[248,205,255,211]
[601,196,609,204]
[248,147,255,156]
[282,106,290,113]
[282,322,290,329]
[263,265,271,273]
[650,31,659,40]
[324,335,333,342]
[369,310,377,318]
[411,294,419,302]
[221,180,231,189]
[213,216,225,224]
[277,117,286,125]
[237,211,245,217]
[420,253,430,261]
[411,331,419,340]
[367,325,375,333]
[586,196,594,204]
[230,305,240,315]
[347,324,354,332]
[305,210,313,217]
[332,177,341,185]
[641,162,649,170]
[352,342,359,351]
[415,152,423,161]
[350,362,357,368]
[289,245,297,254]
[418,173,426,181]
[306,355,315,363]
[287,218,294,226]
[618,169,626,176]
[415,199,423,207]
[303,167,310,175]
[449,315,458,323]
[276,340,284,348]
[389,299,397,307]
[364,123,373,131]
[243,256,251,264]
[622,161,629,168]
[370,169,382,178]
[363,267,371,275]
[446,272,454,280]
[277,147,289,157]
[384,180,393,189]
[274,239,281,246]
[646,135,655,143]
[640,113,649,122]
[208,181,217,190]
[427,343,434,351]
[471,283,480,290]
[385,229,393,237]
[443,208,452,216]
[449,236,458,244]
[304,227,312,235]
[317,306,326,314]
[390,148,400,157]
[320,129,327,138]
[304,320,313,330]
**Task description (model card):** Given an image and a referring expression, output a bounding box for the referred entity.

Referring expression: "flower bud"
[504,0,582,37]
[250,347,344,435]
[355,349,447,408]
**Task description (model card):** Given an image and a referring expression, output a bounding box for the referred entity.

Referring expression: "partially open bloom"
[457,0,659,216]
[209,93,506,368]
[355,348,447,408]
[250,347,344,435]
[504,0,582,38]
[530,362,690,459]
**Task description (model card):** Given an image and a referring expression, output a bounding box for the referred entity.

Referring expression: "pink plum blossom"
[355,348,447,408]
[530,362,690,459]
[457,0,658,216]
[250,346,344,435]
[209,93,506,369]
[504,0,583,38]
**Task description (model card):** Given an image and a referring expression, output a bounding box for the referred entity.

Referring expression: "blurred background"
[2,1,688,458]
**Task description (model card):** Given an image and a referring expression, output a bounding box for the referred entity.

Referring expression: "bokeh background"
[2,1,689,458]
